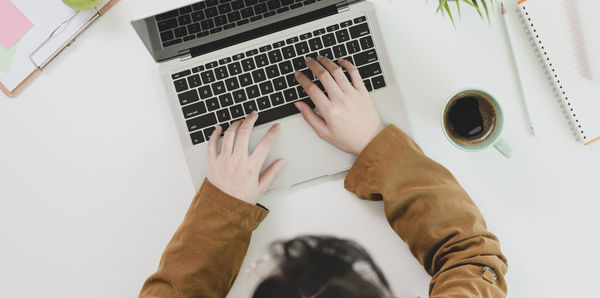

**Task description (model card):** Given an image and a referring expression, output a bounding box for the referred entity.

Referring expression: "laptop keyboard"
[171,15,387,145]
[156,0,320,48]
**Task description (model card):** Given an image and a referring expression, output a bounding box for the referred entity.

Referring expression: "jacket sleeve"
[344,125,508,297]
[139,179,268,298]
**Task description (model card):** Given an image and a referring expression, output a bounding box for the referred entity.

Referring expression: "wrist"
[353,123,385,156]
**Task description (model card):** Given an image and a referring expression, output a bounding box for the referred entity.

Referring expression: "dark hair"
[252,236,392,298]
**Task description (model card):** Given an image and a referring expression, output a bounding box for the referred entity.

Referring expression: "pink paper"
[0,0,33,49]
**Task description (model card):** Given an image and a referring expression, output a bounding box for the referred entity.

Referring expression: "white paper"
[0,0,109,92]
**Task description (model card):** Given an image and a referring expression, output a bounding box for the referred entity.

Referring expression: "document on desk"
[0,0,111,96]
[518,0,600,145]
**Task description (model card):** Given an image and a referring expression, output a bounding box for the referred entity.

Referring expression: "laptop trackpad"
[247,114,355,190]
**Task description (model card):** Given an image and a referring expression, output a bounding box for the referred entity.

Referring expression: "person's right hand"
[294,56,384,156]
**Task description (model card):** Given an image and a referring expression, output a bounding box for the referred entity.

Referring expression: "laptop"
[132,0,412,191]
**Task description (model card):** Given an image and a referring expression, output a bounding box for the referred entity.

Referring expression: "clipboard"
[0,0,119,97]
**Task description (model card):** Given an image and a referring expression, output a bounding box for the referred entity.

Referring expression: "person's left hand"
[206,111,286,205]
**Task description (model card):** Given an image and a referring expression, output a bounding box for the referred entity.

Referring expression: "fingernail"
[294,71,300,76]
[294,102,302,108]
[317,55,323,60]
[305,56,312,62]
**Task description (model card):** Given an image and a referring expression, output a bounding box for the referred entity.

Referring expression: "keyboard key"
[346,40,360,54]
[300,69,314,80]
[239,73,253,87]
[272,40,286,48]
[158,19,178,31]
[174,26,188,38]
[371,75,386,89]
[299,32,312,40]
[282,46,296,59]
[265,65,280,79]
[273,77,287,91]
[241,58,256,71]
[335,28,350,43]
[359,36,374,50]
[286,73,297,86]
[204,126,216,141]
[182,101,207,118]
[210,27,223,34]
[254,54,269,67]
[233,53,245,61]
[192,11,205,22]
[161,30,175,41]
[233,89,248,103]
[201,18,215,30]
[192,65,205,73]
[187,23,201,34]
[232,0,245,9]
[268,50,283,63]
[259,45,272,53]
[363,79,373,92]
[343,55,354,65]
[354,16,366,24]
[174,78,189,92]
[225,77,240,91]
[283,88,298,102]
[292,57,306,70]
[218,3,232,14]
[290,2,302,9]
[353,49,378,66]
[308,37,323,51]
[246,85,261,98]
[205,61,219,69]
[245,0,258,6]
[295,41,309,55]
[228,62,243,75]
[252,69,267,82]
[197,31,209,38]
[178,14,192,26]
[216,108,232,122]
[257,96,271,109]
[255,101,301,126]
[172,70,191,80]
[302,0,315,5]
[179,7,191,15]
[250,15,263,22]
[313,28,325,36]
[322,33,336,47]
[220,123,230,135]
[187,112,217,131]
[190,131,205,145]
[219,93,235,107]
[178,89,200,105]
[259,81,274,95]
[228,11,242,22]
[212,81,226,95]
[278,61,293,74]
[206,0,219,7]
[270,92,285,106]
[193,2,206,10]
[187,74,202,88]
[206,97,220,111]
[236,19,250,26]
[241,7,255,18]
[358,62,382,78]
[332,44,347,58]
[276,6,289,13]
[297,85,308,98]
[219,57,232,65]
[214,66,229,80]
[326,24,339,32]
[349,23,370,39]
[243,100,257,114]
[286,36,299,44]
[340,20,352,28]
[201,70,216,84]
[254,3,268,14]
[198,86,213,99]
[319,48,333,59]
[230,104,245,118]
[267,0,281,10]
[224,23,237,30]
[245,49,259,56]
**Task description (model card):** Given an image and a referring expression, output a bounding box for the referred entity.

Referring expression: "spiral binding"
[517,4,587,142]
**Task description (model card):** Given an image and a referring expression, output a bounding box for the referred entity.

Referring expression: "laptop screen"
[132,0,342,62]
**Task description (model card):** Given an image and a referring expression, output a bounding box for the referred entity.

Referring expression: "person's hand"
[294,56,384,156]
[206,111,286,205]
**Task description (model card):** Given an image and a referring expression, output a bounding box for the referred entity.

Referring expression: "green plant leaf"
[472,0,484,18]
[456,0,461,18]
[480,0,490,23]
[444,2,456,27]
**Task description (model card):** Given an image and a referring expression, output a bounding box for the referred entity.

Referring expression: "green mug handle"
[493,138,513,158]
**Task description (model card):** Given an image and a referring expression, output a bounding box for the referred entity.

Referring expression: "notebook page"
[519,0,600,144]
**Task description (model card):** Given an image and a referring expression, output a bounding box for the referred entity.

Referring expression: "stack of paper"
[0,0,33,73]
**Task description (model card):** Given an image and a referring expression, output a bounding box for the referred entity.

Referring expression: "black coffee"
[444,91,497,146]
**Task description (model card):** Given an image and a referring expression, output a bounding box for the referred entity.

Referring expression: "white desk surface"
[1,0,599,297]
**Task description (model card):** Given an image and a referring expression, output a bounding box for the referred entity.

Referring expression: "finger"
[221,120,242,155]
[251,124,281,164]
[258,159,286,195]
[295,71,330,111]
[294,101,329,139]
[338,58,367,92]
[234,111,258,155]
[207,125,222,159]
[306,57,344,96]
[316,55,353,92]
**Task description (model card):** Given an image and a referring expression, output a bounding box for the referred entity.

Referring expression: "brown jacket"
[139,125,508,297]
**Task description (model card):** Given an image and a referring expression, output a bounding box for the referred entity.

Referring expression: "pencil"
[501,2,536,136]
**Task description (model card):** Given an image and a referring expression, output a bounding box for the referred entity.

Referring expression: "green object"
[62,0,103,11]
[0,43,18,73]
[441,89,514,158]
[437,0,495,26]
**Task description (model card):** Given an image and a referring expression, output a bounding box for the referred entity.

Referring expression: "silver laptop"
[132,0,411,191]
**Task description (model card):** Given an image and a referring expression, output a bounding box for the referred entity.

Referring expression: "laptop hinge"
[336,1,350,13]
[179,50,192,62]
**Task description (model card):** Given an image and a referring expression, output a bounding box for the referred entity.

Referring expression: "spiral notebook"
[518,0,600,145]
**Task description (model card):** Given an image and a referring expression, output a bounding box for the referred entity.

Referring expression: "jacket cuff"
[194,179,269,231]
[344,125,419,197]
